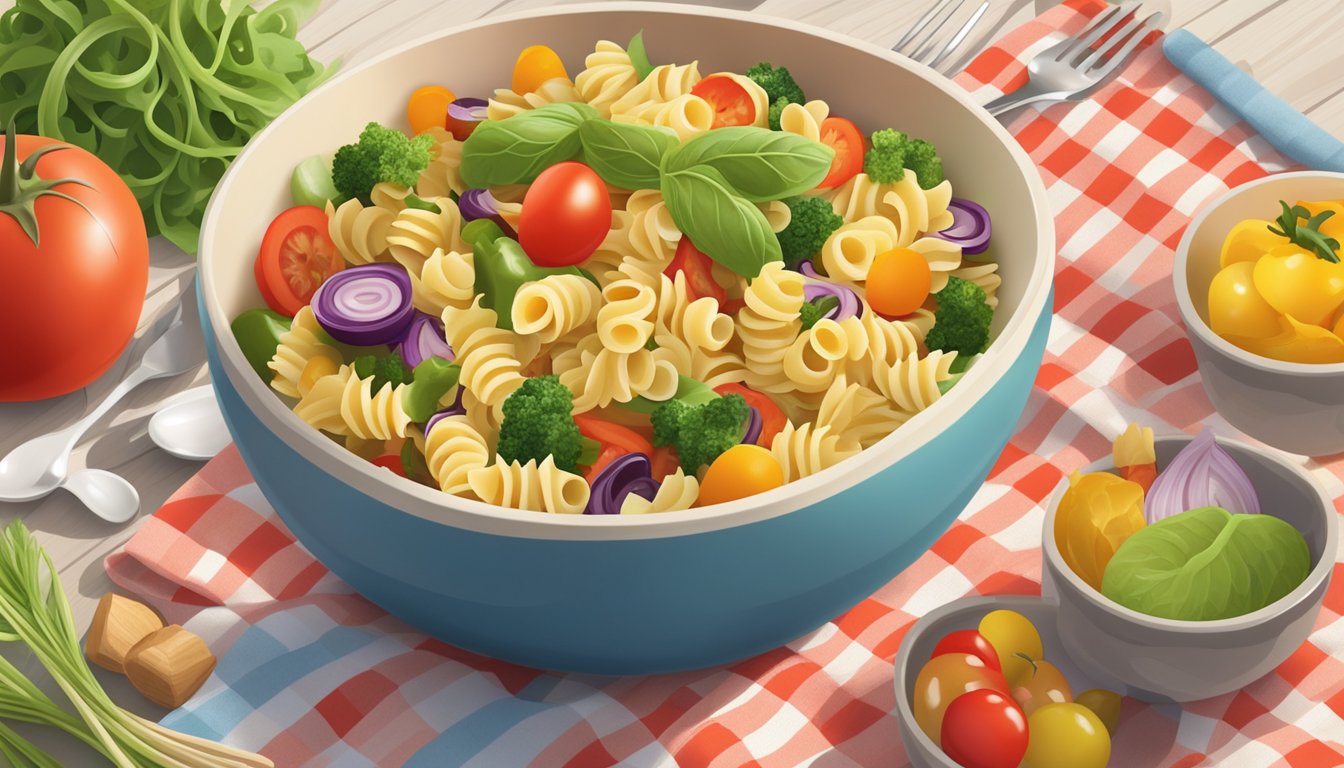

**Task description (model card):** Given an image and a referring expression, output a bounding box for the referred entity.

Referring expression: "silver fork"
[893,0,992,76]
[983,1,1164,116]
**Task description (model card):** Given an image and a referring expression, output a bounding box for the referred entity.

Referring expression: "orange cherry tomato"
[713,383,786,448]
[690,75,757,128]
[651,446,681,483]
[371,454,407,477]
[867,247,931,317]
[697,444,785,506]
[1120,462,1157,493]
[254,205,344,317]
[816,116,865,189]
[1010,658,1074,717]
[406,86,455,135]
[666,238,728,304]
[912,653,1010,746]
[512,45,568,94]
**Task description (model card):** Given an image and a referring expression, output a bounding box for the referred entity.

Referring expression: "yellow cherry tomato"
[977,610,1044,688]
[1296,199,1344,243]
[866,247,931,316]
[511,45,568,95]
[1054,471,1145,592]
[1220,218,1288,268]
[406,85,456,136]
[1074,688,1123,735]
[697,444,784,506]
[1207,261,1283,339]
[1225,313,1344,364]
[1253,245,1344,327]
[1022,703,1111,768]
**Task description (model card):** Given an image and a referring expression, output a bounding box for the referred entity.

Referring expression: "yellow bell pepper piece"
[1252,245,1344,327]
[1054,471,1146,592]
[1208,260,1283,339]
[1224,313,1344,364]
[1220,218,1288,268]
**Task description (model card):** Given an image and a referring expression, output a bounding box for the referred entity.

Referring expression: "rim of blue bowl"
[199,1,1056,540]
[1041,435,1337,634]
[1173,170,1344,376]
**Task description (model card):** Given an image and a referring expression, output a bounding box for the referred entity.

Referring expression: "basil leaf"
[662,163,781,278]
[579,119,677,190]
[628,30,655,81]
[1100,507,1310,621]
[662,126,834,202]
[459,102,598,187]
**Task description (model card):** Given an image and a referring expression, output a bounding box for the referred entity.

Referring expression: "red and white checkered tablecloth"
[105,1,1344,765]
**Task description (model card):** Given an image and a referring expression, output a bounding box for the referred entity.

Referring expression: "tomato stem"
[0,119,17,205]
[0,120,96,247]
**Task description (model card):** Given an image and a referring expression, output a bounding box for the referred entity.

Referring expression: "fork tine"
[1081,11,1164,73]
[894,0,957,52]
[928,0,990,71]
[1054,2,1136,63]
[910,0,967,62]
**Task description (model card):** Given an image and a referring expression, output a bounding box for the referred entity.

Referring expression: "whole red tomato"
[0,128,148,401]
[518,161,611,267]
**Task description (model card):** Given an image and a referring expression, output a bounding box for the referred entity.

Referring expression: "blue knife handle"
[1163,29,1344,172]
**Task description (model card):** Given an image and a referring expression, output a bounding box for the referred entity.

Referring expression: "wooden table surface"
[0,0,1339,761]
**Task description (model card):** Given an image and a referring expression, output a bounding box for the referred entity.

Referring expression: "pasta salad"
[232,34,999,516]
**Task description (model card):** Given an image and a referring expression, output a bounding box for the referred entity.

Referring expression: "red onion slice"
[798,261,823,279]
[447,97,489,123]
[586,452,655,515]
[1144,428,1260,524]
[398,312,454,369]
[424,390,468,434]
[741,406,762,445]
[932,198,991,255]
[311,263,414,346]
[458,188,500,222]
[803,282,862,321]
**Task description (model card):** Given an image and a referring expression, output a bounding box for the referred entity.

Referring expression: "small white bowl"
[1041,435,1335,702]
[1174,171,1344,456]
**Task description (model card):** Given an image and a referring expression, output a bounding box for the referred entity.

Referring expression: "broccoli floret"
[332,122,435,205]
[497,376,582,472]
[746,63,805,105]
[926,277,993,357]
[863,128,907,184]
[651,394,750,473]
[352,354,414,390]
[905,138,944,189]
[799,296,839,331]
[777,195,843,266]
[767,96,790,131]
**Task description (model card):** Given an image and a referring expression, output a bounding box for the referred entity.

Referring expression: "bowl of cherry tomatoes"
[894,596,1122,768]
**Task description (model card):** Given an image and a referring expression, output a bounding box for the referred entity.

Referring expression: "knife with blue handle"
[1163,28,1344,171]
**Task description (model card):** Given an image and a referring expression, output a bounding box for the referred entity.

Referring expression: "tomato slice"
[575,414,654,456]
[371,454,407,477]
[651,445,681,483]
[666,237,728,305]
[255,205,343,317]
[713,383,786,447]
[816,116,865,190]
[690,75,756,128]
[583,444,625,482]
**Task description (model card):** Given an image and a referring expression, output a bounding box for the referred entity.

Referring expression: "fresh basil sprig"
[627,30,655,81]
[459,102,598,187]
[579,120,677,190]
[662,126,834,202]
[662,163,782,277]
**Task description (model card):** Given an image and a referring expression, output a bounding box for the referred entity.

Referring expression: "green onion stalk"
[0,521,273,767]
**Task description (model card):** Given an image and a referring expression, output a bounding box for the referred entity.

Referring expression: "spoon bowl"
[63,469,140,524]
[0,432,71,501]
[149,386,230,461]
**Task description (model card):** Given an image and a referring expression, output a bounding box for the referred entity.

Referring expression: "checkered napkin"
[105,1,1344,765]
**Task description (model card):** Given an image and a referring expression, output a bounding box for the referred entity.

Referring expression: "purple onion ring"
[803,282,862,321]
[931,198,991,255]
[447,97,489,123]
[311,263,414,346]
[458,188,500,222]
[424,390,467,434]
[585,452,655,515]
[397,312,454,369]
[798,261,824,280]
[741,406,763,445]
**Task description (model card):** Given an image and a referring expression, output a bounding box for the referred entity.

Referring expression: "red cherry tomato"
[518,162,611,267]
[371,454,407,477]
[931,630,1002,674]
[713,383,786,448]
[651,446,680,483]
[666,238,728,304]
[255,205,344,317]
[689,75,757,128]
[816,117,865,190]
[940,689,1029,768]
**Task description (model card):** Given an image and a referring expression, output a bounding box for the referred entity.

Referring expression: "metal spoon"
[62,469,140,524]
[0,306,196,503]
[148,385,230,461]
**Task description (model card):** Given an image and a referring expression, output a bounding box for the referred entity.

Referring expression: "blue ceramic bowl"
[198,3,1055,674]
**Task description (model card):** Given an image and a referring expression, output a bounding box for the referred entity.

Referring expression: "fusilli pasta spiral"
[327,198,393,265]
[575,40,640,118]
[412,248,476,316]
[425,415,491,496]
[736,262,804,389]
[442,298,533,421]
[416,127,467,199]
[487,77,581,121]
[512,274,602,343]
[820,215,899,284]
[387,197,469,275]
[621,469,700,514]
[269,307,342,399]
[597,279,658,354]
[875,349,957,414]
[468,455,591,514]
[770,421,860,484]
[777,100,829,142]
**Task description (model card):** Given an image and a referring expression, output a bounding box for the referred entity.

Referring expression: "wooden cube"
[124,625,217,709]
[85,593,164,674]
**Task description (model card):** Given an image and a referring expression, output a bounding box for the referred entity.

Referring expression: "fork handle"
[982,86,1058,117]
[56,365,157,453]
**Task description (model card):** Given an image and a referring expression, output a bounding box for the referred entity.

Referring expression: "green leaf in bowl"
[1100,506,1310,621]
[579,119,677,190]
[661,163,781,278]
[661,126,833,202]
[458,102,597,187]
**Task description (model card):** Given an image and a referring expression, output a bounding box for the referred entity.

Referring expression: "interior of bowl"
[1042,436,1336,632]
[199,2,1054,538]
[1178,171,1344,373]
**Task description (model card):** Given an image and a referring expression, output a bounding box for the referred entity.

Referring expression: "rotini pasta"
[909,236,963,294]
[815,375,907,450]
[386,197,469,274]
[950,262,1001,308]
[610,61,701,117]
[770,421,861,484]
[612,93,714,141]
[824,172,955,243]
[412,248,476,316]
[777,100,830,142]
[442,298,533,421]
[621,470,700,514]
[269,306,342,399]
[416,127,467,199]
[487,76,581,121]
[736,262,805,389]
[597,279,658,354]
[655,271,734,353]
[468,455,591,514]
[574,40,640,118]
[820,215,899,284]
[875,349,957,415]
[555,333,678,412]
[425,415,491,496]
[326,198,393,265]
[512,274,602,343]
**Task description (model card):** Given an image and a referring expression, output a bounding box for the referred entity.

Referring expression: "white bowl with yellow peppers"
[1174,171,1344,455]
